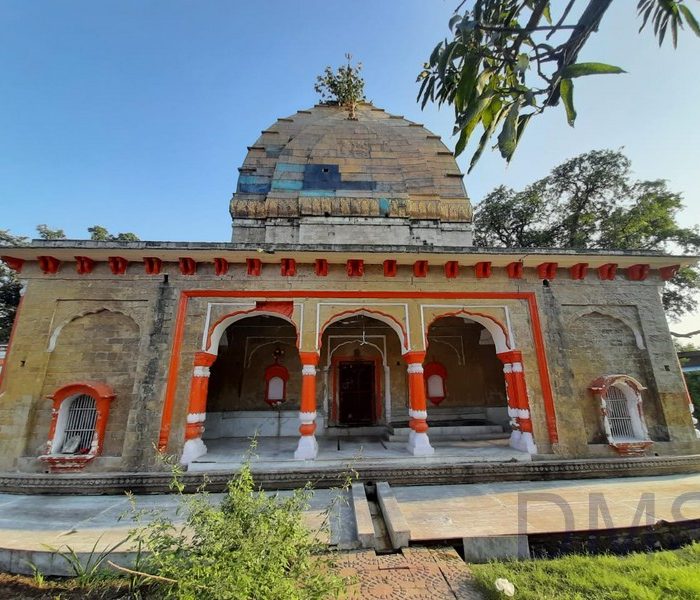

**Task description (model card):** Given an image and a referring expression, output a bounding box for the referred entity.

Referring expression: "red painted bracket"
[626,264,649,281]
[474,261,492,278]
[108,256,129,275]
[536,262,558,279]
[444,261,459,279]
[383,260,397,277]
[144,257,162,275]
[506,262,523,279]
[75,256,95,275]
[413,260,429,277]
[569,263,589,280]
[1,256,25,273]
[246,258,262,276]
[346,259,364,277]
[598,263,617,281]
[315,259,328,276]
[38,256,61,274]
[281,258,296,276]
[214,258,229,276]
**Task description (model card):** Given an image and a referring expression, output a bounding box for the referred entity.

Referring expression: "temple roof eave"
[1,239,696,270]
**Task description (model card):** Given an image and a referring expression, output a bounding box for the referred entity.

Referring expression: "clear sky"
[1,1,699,334]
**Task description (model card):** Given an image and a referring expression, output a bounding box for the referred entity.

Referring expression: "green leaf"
[560,78,576,127]
[680,4,700,37]
[559,62,626,78]
[468,106,504,173]
[497,101,520,161]
[543,3,552,25]
[454,56,479,111]
[454,129,468,158]
[453,89,493,135]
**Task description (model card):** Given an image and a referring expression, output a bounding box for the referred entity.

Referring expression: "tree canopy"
[473,149,700,320]
[417,1,700,170]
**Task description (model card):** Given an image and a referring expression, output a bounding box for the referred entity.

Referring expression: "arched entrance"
[203,314,302,440]
[320,314,404,429]
[426,316,509,428]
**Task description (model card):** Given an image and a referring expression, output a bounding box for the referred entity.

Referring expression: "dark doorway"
[338,361,375,425]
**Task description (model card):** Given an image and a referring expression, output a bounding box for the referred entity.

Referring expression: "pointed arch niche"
[426,315,509,428]
[203,314,304,440]
[319,314,406,428]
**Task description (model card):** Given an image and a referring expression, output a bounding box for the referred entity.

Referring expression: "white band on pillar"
[409,409,427,420]
[186,412,206,423]
[503,363,513,373]
[302,365,317,376]
[407,363,424,374]
[193,366,211,378]
[507,407,530,419]
[299,411,316,424]
[512,362,523,372]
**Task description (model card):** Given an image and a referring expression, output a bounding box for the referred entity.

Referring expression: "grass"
[471,542,700,599]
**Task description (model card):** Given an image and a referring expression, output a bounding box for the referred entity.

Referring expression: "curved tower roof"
[230,103,473,247]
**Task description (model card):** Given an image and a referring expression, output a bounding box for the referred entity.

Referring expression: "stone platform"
[1,446,700,495]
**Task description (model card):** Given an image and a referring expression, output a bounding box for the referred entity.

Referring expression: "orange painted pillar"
[497,350,537,454]
[403,351,434,456]
[180,351,217,465]
[295,351,320,460]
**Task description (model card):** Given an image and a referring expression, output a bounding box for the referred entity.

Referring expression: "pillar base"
[510,430,537,454]
[180,438,207,465]
[407,432,434,456]
[294,435,318,460]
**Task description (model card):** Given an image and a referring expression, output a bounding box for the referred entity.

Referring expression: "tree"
[473,149,700,319]
[36,224,66,240]
[88,225,140,242]
[0,230,28,343]
[315,54,366,120]
[417,1,700,170]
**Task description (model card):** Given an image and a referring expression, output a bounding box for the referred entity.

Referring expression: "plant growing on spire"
[315,54,365,119]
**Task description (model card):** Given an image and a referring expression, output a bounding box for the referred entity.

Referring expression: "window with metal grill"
[60,394,98,453]
[605,386,636,440]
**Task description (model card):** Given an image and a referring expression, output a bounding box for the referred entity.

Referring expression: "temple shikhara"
[1,103,699,486]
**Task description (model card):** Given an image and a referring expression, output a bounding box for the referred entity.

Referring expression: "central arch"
[320,314,405,428]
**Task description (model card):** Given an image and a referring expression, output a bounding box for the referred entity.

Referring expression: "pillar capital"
[299,351,320,366]
[496,349,523,365]
[193,351,217,368]
[402,350,426,365]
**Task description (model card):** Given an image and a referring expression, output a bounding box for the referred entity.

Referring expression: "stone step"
[386,424,506,442]
[325,426,389,437]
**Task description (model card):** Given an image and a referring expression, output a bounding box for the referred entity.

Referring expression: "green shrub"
[129,463,345,600]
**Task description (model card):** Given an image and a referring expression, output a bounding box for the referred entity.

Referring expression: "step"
[386,424,506,442]
[325,426,390,437]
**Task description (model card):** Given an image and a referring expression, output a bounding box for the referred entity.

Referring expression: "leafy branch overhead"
[417,1,700,171]
[315,54,366,119]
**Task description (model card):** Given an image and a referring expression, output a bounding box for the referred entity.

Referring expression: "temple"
[0,103,698,484]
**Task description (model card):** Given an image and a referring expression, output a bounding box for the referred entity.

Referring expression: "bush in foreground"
[128,462,345,599]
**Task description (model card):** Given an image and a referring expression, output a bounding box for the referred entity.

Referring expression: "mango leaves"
[418,0,699,170]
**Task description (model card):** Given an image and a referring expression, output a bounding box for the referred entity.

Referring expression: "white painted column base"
[294,435,318,460]
[180,438,208,465]
[407,432,434,456]
[510,430,538,454]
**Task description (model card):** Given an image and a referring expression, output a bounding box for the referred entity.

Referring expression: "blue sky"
[2,0,698,241]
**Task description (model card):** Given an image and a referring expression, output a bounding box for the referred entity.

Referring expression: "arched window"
[264,364,289,407]
[590,375,652,456]
[424,362,447,406]
[57,394,98,454]
[40,382,115,471]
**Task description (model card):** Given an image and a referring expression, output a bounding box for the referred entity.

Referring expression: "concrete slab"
[350,483,375,548]
[463,535,530,563]
[391,473,700,541]
[376,482,410,549]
